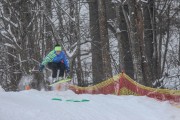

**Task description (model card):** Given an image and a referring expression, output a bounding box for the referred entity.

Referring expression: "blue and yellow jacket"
[41,50,69,69]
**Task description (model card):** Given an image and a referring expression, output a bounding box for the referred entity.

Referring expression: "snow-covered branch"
[0,16,18,28]
[4,43,16,49]
[6,25,22,50]
[53,0,76,23]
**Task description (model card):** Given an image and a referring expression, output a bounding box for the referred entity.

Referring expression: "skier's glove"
[39,64,45,72]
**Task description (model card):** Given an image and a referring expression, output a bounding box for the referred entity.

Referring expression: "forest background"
[0,0,180,91]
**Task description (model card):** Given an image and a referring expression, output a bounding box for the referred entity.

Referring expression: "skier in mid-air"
[39,44,70,83]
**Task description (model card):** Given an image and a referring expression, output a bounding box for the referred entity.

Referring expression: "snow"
[140,0,148,3]
[66,45,77,58]
[18,75,34,90]
[0,89,180,120]
[153,66,180,90]
[4,43,16,49]
[163,66,180,90]
[0,86,5,92]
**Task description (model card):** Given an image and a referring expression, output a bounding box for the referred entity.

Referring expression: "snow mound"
[0,86,5,92]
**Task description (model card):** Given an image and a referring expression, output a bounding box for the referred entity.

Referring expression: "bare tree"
[88,0,104,84]
[0,0,34,90]
[179,31,180,65]
[115,2,134,78]
[127,0,144,84]
[98,0,112,80]
[0,0,52,90]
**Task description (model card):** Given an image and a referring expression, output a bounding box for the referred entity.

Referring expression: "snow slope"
[0,89,180,120]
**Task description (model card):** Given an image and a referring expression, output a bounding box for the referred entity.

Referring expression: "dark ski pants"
[47,62,65,78]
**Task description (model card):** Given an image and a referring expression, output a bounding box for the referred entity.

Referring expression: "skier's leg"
[47,62,58,79]
[58,62,65,77]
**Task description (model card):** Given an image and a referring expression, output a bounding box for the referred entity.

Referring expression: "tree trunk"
[98,0,112,80]
[116,4,134,78]
[75,1,84,86]
[127,0,144,84]
[150,0,160,80]
[88,0,104,84]
[142,1,155,85]
[161,5,171,75]
[179,31,180,66]
[128,0,154,86]
[105,0,116,20]
[45,0,53,51]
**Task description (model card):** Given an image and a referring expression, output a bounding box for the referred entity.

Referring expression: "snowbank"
[0,90,180,120]
[0,86,5,92]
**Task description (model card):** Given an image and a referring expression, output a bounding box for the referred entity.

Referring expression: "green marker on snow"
[51,98,90,102]
[66,99,90,102]
[51,98,62,101]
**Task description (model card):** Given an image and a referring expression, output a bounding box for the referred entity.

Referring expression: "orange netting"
[69,73,180,103]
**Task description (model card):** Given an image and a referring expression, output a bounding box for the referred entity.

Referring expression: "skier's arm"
[62,51,70,70]
[41,51,55,66]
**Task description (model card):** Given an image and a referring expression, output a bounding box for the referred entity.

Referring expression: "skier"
[39,44,70,83]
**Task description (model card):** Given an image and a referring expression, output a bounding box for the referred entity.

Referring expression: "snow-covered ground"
[0,89,180,120]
